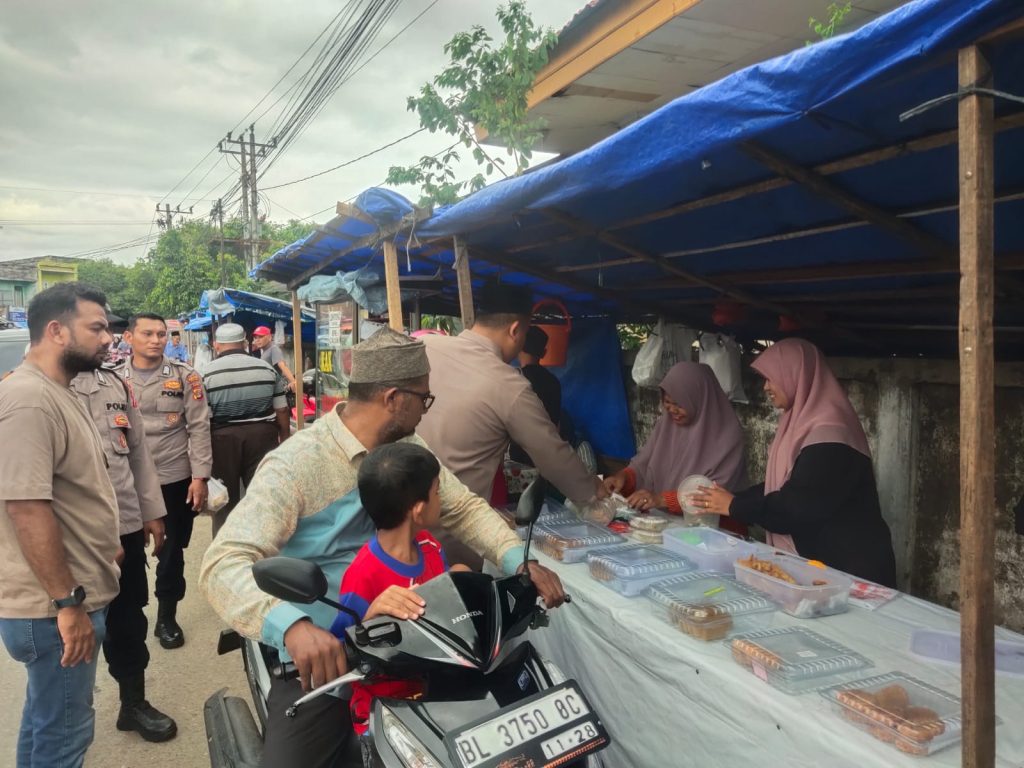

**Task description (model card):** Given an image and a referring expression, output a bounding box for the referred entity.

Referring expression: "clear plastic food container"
[676,474,720,528]
[647,572,775,641]
[661,527,762,574]
[629,514,670,533]
[496,501,577,539]
[734,554,852,618]
[822,672,974,756]
[730,627,871,694]
[534,520,625,563]
[586,544,694,597]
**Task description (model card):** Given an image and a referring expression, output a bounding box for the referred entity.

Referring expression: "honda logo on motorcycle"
[451,610,484,625]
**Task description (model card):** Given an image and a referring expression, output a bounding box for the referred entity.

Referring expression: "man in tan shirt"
[0,282,121,768]
[117,313,212,649]
[71,366,177,742]
[418,284,606,566]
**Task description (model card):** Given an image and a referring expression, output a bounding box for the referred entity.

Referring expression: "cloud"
[0,0,581,264]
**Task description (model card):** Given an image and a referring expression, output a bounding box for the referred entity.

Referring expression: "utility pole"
[155,203,193,231]
[211,199,226,287]
[218,126,275,270]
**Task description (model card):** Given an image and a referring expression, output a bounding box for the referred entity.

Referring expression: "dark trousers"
[211,421,279,536]
[102,529,150,681]
[260,675,358,768]
[155,478,196,603]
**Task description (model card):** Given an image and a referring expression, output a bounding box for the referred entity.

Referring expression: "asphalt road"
[0,521,251,768]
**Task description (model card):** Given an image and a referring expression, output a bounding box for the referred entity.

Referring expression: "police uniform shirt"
[70,369,167,536]
[115,356,213,485]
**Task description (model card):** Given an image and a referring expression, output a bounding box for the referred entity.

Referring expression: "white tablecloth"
[529,550,1024,768]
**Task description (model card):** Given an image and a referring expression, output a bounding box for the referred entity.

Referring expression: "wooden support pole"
[454,236,475,328]
[291,291,304,430]
[958,44,996,768]
[383,240,404,332]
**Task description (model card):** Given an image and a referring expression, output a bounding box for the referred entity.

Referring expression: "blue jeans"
[0,609,108,768]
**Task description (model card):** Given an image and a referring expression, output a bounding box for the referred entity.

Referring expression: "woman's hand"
[602,472,626,495]
[626,489,658,512]
[690,482,734,516]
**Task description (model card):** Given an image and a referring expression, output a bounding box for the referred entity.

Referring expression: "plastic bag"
[699,333,749,404]
[202,477,230,516]
[631,320,696,388]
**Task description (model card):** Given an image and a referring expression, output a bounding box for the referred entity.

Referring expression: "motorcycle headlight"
[379,705,444,768]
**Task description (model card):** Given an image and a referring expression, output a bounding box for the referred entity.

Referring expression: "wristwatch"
[52,585,86,611]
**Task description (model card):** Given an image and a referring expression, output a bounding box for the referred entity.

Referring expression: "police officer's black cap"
[474,283,533,317]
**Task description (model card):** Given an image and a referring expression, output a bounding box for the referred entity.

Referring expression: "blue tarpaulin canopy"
[254,0,1024,359]
[184,288,316,342]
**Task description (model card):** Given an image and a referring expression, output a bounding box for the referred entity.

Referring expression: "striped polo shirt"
[203,350,287,425]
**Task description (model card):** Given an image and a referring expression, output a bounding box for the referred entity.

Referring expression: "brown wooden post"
[291,291,305,430]
[958,44,996,768]
[454,235,475,328]
[383,240,404,332]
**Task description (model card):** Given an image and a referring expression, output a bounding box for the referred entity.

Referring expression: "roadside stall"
[252,0,1024,764]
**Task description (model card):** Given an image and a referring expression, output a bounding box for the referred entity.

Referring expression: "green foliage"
[77,217,317,319]
[386,1,558,206]
[420,314,463,335]
[617,323,654,351]
[807,2,853,43]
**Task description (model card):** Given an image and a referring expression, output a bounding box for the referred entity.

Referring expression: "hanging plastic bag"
[699,333,749,404]
[631,320,696,388]
[202,477,230,516]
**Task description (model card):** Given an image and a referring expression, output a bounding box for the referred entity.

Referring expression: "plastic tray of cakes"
[495,500,578,539]
[822,672,978,757]
[647,572,776,641]
[734,553,852,618]
[585,543,694,597]
[660,526,765,574]
[533,519,626,563]
[729,626,871,694]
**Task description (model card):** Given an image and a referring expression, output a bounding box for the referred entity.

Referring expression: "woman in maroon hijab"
[694,338,897,587]
[604,362,747,532]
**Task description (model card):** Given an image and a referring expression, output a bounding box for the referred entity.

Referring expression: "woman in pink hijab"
[694,338,896,587]
[604,363,747,531]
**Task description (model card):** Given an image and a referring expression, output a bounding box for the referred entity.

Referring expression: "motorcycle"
[205,478,611,768]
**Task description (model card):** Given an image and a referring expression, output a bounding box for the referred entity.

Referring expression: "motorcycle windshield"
[412,572,495,668]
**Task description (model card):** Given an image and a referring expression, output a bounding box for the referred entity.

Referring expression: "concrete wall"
[624,355,1024,633]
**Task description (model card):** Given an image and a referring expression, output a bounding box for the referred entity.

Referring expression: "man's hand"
[602,473,625,495]
[519,561,566,609]
[186,478,208,513]
[143,518,166,555]
[57,607,95,667]
[283,619,348,693]
[593,477,610,501]
[114,546,125,566]
[365,585,426,621]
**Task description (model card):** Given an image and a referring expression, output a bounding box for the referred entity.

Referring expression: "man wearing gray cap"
[201,327,565,768]
[202,323,290,535]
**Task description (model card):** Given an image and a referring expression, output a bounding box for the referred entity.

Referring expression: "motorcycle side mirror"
[515,478,548,526]
[253,557,366,630]
[253,557,327,603]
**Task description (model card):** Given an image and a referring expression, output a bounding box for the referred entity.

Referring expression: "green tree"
[386,1,558,206]
[808,2,852,43]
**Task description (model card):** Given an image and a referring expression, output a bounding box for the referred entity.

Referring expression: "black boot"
[154,599,184,649]
[116,674,178,742]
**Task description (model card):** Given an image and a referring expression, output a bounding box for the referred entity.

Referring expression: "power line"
[0,220,154,226]
[262,127,425,190]
[0,184,219,201]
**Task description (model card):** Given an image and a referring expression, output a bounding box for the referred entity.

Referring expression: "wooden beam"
[382,240,404,332]
[291,291,304,430]
[453,236,475,328]
[958,44,996,768]
[978,15,1024,44]
[526,0,699,110]
[741,140,953,259]
[502,112,1024,255]
[335,201,375,225]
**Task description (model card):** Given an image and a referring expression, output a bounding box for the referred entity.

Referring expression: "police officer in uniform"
[70,364,178,742]
[118,313,213,649]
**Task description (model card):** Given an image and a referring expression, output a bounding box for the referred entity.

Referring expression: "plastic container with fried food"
[533,520,625,564]
[822,672,984,756]
[734,553,852,618]
[585,544,694,597]
[647,572,775,641]
[730,627,871,694]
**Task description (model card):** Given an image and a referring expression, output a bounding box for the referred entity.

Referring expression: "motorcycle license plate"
[444,681,608,768]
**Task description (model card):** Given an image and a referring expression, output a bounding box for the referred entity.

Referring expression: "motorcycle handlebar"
[272,662,299,680]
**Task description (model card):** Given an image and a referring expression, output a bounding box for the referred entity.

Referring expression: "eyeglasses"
[395,388,436,412]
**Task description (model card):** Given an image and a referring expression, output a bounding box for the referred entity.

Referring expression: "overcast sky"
[0,0,584,264]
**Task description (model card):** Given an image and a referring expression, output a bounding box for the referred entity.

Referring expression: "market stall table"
[529,548,1024,767]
